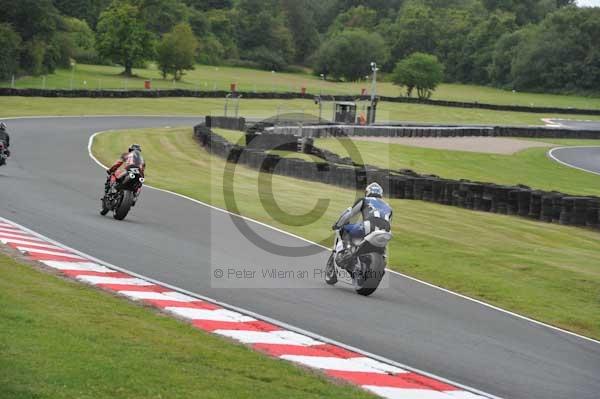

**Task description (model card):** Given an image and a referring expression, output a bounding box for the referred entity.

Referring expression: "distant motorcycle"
[325,225,391,296]
[0,142,9,167]
[101,167,144,220]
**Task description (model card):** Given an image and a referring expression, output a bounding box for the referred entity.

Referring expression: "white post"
[234,95,242,118]
[70,61,76,90]
[224,93,231,116]
[42,76,46,90]
[10,75,15,89]
[369,62,378,125]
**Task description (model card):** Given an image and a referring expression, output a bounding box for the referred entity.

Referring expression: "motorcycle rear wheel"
[353,253,385,297]
[113,191,134,220]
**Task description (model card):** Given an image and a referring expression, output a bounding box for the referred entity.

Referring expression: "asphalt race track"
[548,119,600,131]
[550,146,600,175]
[2,117,600,399]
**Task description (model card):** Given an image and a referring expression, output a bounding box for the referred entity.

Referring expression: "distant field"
[3,63,600,110]
[0,253,374,399]
[3,96,600,126]
[93,127,600,340]
[315,138,600,196]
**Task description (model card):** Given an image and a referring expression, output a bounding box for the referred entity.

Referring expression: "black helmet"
[0,122,6,131]
[128,144,142,152]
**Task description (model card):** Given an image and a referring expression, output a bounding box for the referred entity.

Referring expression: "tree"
[156,23,198,80]
[0,0,64,74]
[60,16,97,62]
[235,0,294,68]
[0,23,21,80]
[136,0,188,35]
[182,0,232,11]
[328,5,378,34]
[205,9,238,59]
[392,52,444,99]
[458,11,516,83]
[52,0,111,28]
[431,6,481,82]
[96,0,155,76]
[489,27,534,86]
[281,0,320,63]
[386,1,437,67]
[313,29,388,81]
[510,7,600,92]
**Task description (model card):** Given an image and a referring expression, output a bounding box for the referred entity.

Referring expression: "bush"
[392,52,444,99]
[20,40,46,76]
[197,34,226,65]
[243,46,287,71]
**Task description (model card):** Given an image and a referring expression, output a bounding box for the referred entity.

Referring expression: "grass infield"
[315,137,600,196]
[4,63,600,110]
[92,127,600,340]
[2,96,600,126]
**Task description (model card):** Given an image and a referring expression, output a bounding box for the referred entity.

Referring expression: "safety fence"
[2,87,600,116]
[194,118,600,230]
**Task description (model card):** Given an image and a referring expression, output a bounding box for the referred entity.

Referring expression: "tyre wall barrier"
[205,116,246,131]
[244,133,315,152]
[193,123,600,230]
[265,124,600,139]
[2,87,600,116]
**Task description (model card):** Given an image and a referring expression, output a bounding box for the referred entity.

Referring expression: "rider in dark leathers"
[0,122,10,158]
[332,182,393,270]
[105,144,145,194]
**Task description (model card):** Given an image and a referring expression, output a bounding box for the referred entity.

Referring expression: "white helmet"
[365,182,383,198]
[0,122,6,131]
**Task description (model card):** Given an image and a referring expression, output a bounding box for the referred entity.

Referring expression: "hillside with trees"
[0,0,598,94]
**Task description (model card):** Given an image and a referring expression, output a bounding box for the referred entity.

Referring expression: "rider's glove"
[331,223,338,231]
[106,169,112,175]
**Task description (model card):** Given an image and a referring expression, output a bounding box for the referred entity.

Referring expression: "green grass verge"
[2,96,600,126]
[314,138,600,196]
[0,253,375,399]
[4,63,600,110]
[92,127,600,340]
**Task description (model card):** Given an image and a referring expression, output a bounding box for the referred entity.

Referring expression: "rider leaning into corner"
[332,182,393,270]
[105,144,146,194]
[0,122,11,157]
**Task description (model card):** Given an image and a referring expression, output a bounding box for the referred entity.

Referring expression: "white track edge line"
[0,215,499,399]
[88,128,600,347]
[548,146,600,177]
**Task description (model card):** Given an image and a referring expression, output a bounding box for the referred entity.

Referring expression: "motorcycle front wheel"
[325,253,338,285]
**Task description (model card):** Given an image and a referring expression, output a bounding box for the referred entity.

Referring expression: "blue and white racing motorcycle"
[325,224,391,296]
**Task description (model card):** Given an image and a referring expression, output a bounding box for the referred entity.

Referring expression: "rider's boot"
[336,242,356,272]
